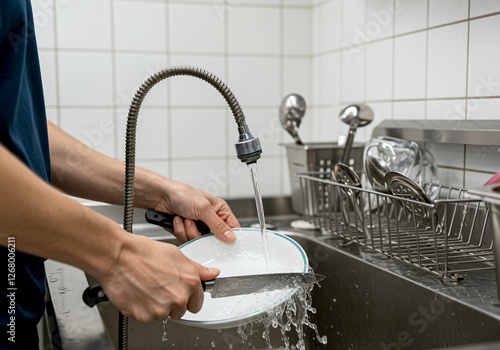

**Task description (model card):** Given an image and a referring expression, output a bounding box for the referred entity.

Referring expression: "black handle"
[145,209,211,235]
[83,281,210,307]
[83,284,109,307]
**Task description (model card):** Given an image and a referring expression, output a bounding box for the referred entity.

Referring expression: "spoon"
[279,93,306,145]
[332,163,371,241]
[365,155,391,193]
[339,104,374,163]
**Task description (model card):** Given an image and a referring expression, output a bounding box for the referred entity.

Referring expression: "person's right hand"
[96,234,220,322]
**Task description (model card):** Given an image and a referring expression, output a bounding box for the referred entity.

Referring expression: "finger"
[172,216,188,244]
[184,219,202,241]
[200,210,236,242]
[186,282,205,314]
[169,305,188,320]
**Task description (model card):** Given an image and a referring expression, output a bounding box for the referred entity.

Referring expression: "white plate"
[171,227,308,329]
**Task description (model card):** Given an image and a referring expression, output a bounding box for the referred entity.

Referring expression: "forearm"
[48,121,160,209]
[0,143,127,279]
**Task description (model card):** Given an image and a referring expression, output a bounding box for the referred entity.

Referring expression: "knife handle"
[145,209,211,235]
[83,284,109,307]
[83,280,213,307]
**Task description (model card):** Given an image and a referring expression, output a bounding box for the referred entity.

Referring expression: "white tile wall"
[33,0,500,201]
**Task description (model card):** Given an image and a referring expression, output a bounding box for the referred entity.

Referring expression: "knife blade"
[202,272,325,298]
[83,272,324,307]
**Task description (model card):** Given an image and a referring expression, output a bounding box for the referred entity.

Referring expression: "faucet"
[118,65,262,350]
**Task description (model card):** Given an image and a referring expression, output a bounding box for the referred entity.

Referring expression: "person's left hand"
[150,178,240,243]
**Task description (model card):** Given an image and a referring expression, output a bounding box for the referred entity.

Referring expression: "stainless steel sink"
[44,198,500,349]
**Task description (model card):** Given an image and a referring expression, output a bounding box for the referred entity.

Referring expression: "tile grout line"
[51,0,61,126]
[110,0,119,160]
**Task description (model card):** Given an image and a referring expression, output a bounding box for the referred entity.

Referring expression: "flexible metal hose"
[120,65,251,350]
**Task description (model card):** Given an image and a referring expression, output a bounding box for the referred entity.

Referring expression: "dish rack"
[297,171,495,279]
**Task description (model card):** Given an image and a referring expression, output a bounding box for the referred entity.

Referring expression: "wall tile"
[171,159,228,197]
[56,0,111,50]
[136,161,169,179]
[313,53,340,106]
[242,108,283,157]
[427,23,468,99]
[228,159,255,198]
[365,0,395,41]
[60,108,115,158]
[439,167,464,187]
[366,39,393,101]
[38,51,58,107]
[45,108,58,125]
[283,58,311,104]
[31,0,55,48]
[58,52,113,106]
[114,53,168,108]
[170,109,226,159]
[395,0,428,35]
[428,0,469,27]
[465,171,492,188]
[342,45,366,102]
[312,0,341,54]
[467,98,500,119]
[114,1,166,52]
[117,108,169,162]
[425,143,465,168]
[284,8,310,56]
[466,145,500,173]
[228,6,280,55]
[468,15,500,98]
[342,0,365,48]
[393,32,427,100]
[169,4,224,54]
[228,57,280,108]
[470,0,500,17]
[426,99,467,120]
[393,101,426,119]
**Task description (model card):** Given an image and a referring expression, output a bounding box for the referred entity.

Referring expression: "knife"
[83,272,324,307]
[145,209,211,235]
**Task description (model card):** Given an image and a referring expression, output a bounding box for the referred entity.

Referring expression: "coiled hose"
[120,65,250,350]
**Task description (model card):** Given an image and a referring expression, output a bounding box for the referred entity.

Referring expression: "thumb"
[201,210,236,243]
[191,259,220,281]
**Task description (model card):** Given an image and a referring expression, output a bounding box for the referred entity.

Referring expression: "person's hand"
[151,179,240,243]
[97,234,220,322]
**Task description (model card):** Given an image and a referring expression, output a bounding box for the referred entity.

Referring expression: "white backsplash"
[34,0,500,199]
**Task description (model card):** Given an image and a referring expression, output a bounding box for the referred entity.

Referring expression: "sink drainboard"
[298,171,495,281]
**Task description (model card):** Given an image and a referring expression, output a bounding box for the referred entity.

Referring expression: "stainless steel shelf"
[373,119,500,146]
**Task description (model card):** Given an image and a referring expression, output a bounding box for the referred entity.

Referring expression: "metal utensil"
[365,155,391,193]
[83,272,325,307]
[339,104,374,163]
[279,93,306,145]
[332,163,371,240]
[385,171,437,226]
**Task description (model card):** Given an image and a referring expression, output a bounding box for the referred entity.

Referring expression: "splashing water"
[248,162,270,269]
[162,319,168,342]
[236,268,327,350]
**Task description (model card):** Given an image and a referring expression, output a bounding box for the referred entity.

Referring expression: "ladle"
[339,104,374,163]
[365,155,391,193]
[279,93,306,145]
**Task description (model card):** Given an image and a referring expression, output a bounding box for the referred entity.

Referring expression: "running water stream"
[248,162,270,269]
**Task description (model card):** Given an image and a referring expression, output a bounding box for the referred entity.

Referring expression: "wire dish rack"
[297,171,495,279]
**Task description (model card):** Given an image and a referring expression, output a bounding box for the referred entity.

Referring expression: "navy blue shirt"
[1,0,52,342]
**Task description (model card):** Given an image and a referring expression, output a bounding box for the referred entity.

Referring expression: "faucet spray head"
[235,125,262,164]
